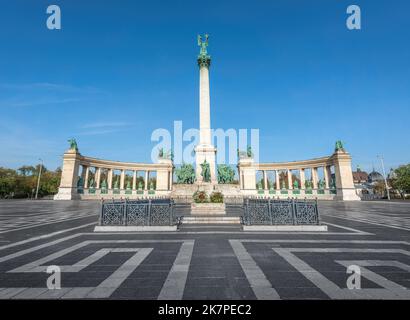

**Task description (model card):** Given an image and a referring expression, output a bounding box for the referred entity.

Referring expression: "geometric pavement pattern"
[0,200,409,299]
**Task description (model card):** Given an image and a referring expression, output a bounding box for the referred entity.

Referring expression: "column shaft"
[312,167,318,189]
[287,170,293,190]
[324,166,330,189]
[275,171,280,190]
[144,171,149,190]
[132,171,137,190]
[84,167,89,188]
[263,171,268,190]
[96,168,101,189]
[120,170,125,190]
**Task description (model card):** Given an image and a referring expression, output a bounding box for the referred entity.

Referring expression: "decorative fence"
[243,198,320,225]
[99,198,176,226]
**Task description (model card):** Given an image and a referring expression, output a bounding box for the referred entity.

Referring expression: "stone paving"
[0,200,409,299]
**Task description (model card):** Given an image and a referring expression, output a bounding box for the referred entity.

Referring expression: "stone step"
[182,216,241,224]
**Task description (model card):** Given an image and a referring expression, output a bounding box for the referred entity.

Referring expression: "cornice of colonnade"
[254,154,339,170]
[70,152,173,171]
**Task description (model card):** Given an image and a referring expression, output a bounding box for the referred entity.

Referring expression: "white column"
[312,167,318,189]
[84,167,89,188]
[199,65,211,145]
[132,170,137,190]
[120,170,125,190]
[144,171,149,190]
[108,169,113,189]
[263,171,268,190]
[300,169,305,190]
[287,169,293,190]
[324,166,330,189]
[96,168,101,189]
[275,170,280,190]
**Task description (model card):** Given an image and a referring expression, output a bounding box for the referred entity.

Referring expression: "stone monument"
[194,34,217,184]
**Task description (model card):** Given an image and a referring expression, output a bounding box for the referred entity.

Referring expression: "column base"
[54,187,80,200]
[335,188,361,201]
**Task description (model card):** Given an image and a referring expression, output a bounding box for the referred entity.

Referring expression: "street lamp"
[35,158,43,200]
[377,155,390,201]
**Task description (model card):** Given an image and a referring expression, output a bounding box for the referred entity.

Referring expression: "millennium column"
[195,34,217,184]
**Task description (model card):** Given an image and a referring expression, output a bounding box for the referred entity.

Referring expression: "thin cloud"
[81,121,131,129]
[0,82,102,94]
[3,98,81,107]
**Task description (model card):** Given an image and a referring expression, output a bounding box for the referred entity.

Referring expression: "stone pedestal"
[331,150,361,201]
[156,158,173,191]
[238,157,257,194]
[191,203,226,215]
[54,149,81,200]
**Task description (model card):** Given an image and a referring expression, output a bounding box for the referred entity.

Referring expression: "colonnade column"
[132,170,137,190]
[287,169,293,190]
[84,167,89,188]
[300,169,305,190]
[312,167,318,189]
[144,171,149,190]
[120,170,125,190]
[275,170,280,190]
[96,168,101,189]
[108,169,113,189]
[324,166,330,189]
[263,171,268,190]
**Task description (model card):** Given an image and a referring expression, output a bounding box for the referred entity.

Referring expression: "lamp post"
[35,158,43,200]
[377,155,390,201]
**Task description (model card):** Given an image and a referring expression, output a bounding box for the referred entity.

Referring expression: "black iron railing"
[99,198,176,226]
[243,197,320,225]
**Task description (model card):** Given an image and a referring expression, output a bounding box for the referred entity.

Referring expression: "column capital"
[197,55,211,68]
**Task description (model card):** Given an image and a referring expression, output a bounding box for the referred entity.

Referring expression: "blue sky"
[0,0,409,173]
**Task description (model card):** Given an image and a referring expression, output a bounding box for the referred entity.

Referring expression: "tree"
[391,164,410,199]
[0,165,61,199]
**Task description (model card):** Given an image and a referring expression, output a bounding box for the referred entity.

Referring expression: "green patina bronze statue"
[335,140,345,152]
[318,179,325,190]
[293,180,299,189]
[126,180,131,190]
[175,163,196,184]
[197,34,211,67]
[246,146,253,158]
[197,34,209,56]
[77,176,84,188]
[217,165,235,184]
[68,138,78,152]
[114,178,119,189]
[200,160,211,182]
[158,148,174,161]
[101,180,107,189]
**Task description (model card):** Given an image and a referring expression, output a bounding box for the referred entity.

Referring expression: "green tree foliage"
[175,164,196,184]
[391,164,410,198]
[0,165,61,199]
[217,165,235,184]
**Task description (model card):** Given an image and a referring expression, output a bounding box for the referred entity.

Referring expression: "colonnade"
[238,149,360,200]
[54,149,173,200]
